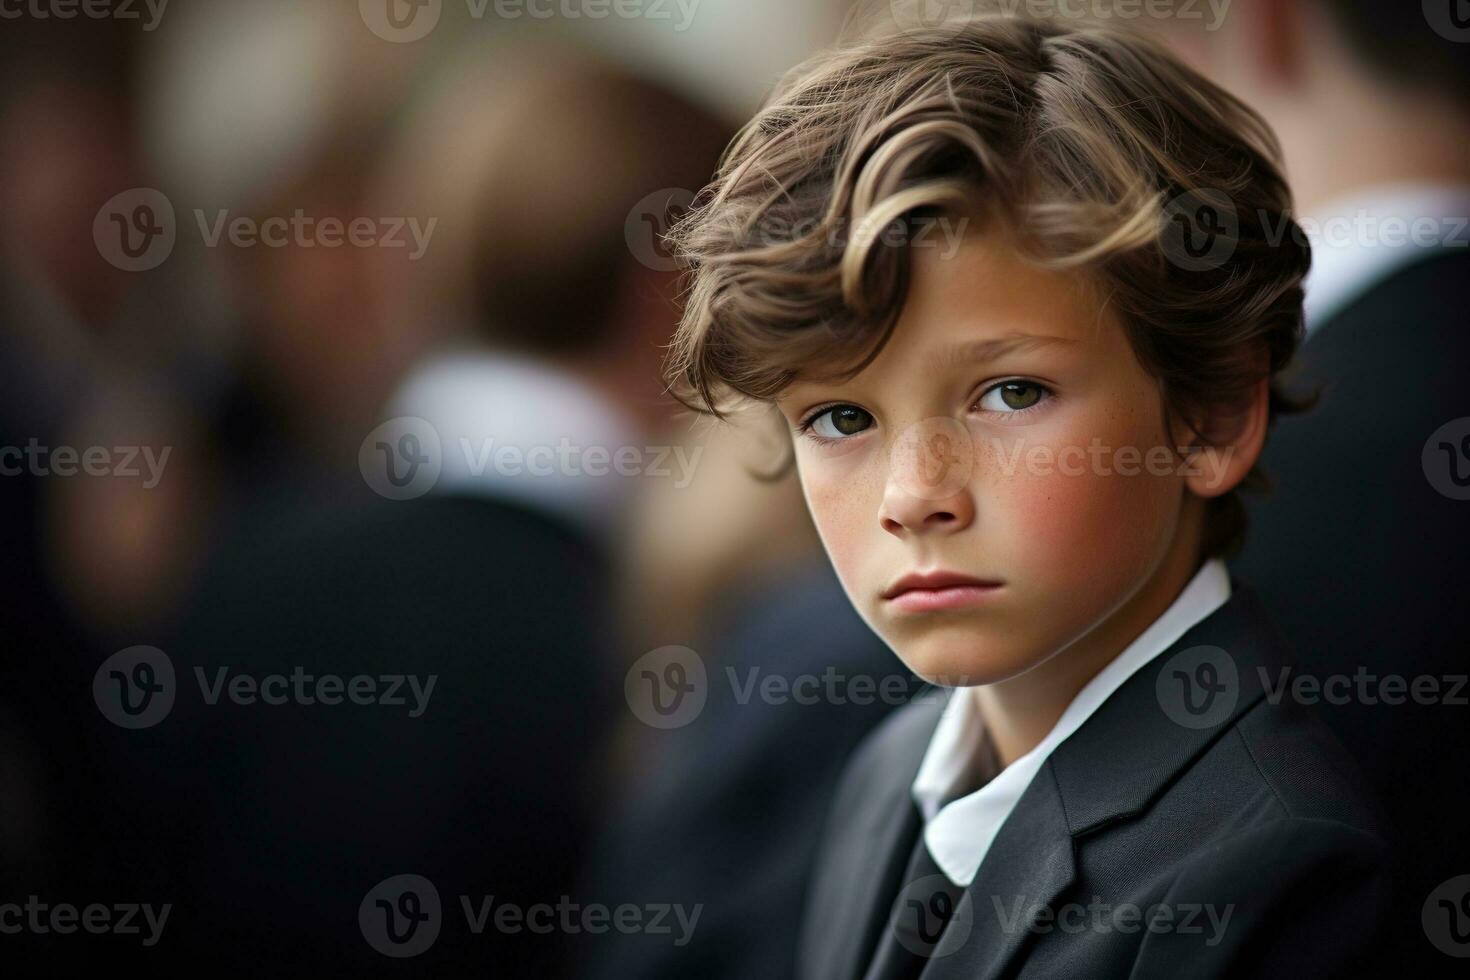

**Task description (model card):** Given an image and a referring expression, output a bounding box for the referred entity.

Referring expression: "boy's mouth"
[882,570,1003,613]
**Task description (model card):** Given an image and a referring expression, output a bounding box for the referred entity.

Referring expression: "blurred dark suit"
[141,488,616,976]
[580,563,920,980]
[1238,248,1470,973]
[0,420,96,896]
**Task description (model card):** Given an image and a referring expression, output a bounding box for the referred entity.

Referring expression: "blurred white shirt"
[388,346,642,546]
[1302,183,1470,334]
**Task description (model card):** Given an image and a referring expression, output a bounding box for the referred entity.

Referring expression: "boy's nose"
[877,417,976,536]
[877,478,975,538]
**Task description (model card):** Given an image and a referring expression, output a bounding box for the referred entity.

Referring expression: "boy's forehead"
[776,230,1117,400]
[882,238,1109,356]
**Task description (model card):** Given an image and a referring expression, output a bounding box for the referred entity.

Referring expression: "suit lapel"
[924,766,1076,979]
[918,585,1279,979]
[1046,583,1274,834]
[807,695,944,980]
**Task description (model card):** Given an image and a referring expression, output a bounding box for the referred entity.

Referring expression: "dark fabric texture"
[1236,248,1470,975]
[798,586,1393,980]
[78,491,619,977]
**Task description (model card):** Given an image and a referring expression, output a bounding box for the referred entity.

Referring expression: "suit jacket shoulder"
[799,585,1390,980]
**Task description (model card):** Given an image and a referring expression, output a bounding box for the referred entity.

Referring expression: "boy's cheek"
[985,451,1178,589]
[799,464,884,585]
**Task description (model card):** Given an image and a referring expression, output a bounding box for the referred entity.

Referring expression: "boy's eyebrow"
[927,333,1079,370]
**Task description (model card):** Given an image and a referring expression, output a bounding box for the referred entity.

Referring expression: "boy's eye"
[805,405,874,440]
[978,380,1048,413]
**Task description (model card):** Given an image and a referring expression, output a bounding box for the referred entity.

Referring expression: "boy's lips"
[882,570,1004,613]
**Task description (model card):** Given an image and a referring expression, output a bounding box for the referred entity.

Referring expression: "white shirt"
[387,345,643,546]
[1301,183,1470,334]
[910,558,1232,887]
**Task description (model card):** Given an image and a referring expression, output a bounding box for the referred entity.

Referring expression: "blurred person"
[199,128,431,522]
[1165,3,1470,971]
[147,51,730,977]
[0,38,221,645]
[0,31,228,975]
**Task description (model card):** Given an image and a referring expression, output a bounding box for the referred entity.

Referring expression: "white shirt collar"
[1301,182,1470,335]
[386,345,643,546]
[911,557,1232,887]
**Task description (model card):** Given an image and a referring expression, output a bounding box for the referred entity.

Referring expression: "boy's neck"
[974,511,1207,768]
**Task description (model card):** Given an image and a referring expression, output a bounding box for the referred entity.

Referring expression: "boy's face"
[776,230,1208,686]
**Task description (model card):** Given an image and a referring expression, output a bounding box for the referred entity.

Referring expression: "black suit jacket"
[798,586,1390,980]
[98,491,618,978]
[1236,248,1470,971]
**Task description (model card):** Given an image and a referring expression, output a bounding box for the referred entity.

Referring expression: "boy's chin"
[888,630,1043,688]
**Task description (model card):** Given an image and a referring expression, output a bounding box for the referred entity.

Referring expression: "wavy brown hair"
[664,12,1310,556]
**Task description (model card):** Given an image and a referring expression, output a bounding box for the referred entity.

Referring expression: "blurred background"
[1,0,1467,976]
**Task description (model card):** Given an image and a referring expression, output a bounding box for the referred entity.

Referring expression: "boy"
[665,10,1390,980]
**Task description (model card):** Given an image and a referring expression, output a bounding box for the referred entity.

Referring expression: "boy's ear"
[1172,374,1270,499]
